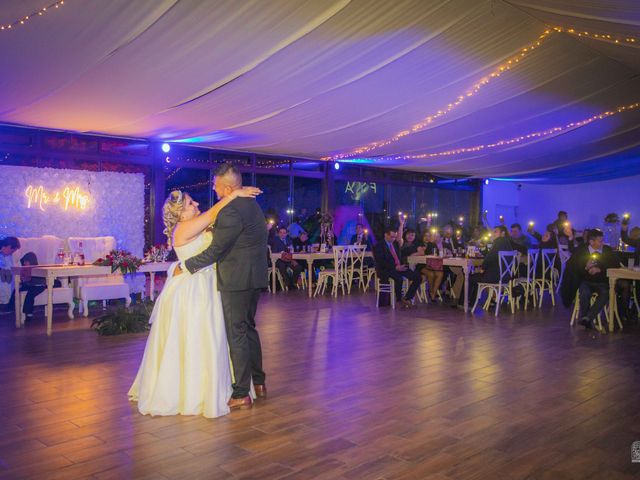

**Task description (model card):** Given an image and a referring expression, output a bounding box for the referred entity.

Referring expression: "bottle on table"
[77,242,85,265]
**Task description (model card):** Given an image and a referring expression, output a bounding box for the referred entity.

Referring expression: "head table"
[11,262,173,336]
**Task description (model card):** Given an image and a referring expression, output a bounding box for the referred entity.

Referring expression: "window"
[165,167,212,211]
[255,174,290,226]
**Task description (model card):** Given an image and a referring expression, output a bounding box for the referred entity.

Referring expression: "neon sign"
[25,185,90,211]
[345,182,377,201]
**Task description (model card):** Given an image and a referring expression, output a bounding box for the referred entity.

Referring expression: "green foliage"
[91,301,154,336]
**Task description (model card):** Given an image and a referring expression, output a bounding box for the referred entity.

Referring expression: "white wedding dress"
[128,230,232,418]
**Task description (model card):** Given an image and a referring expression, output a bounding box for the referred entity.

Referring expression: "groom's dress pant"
[221,288,265,398]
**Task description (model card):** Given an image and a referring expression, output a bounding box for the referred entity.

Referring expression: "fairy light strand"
[553,26,637,46]
[328,29,556,160]
[354,101,639,162]
[328,25,637,161]
[1,0,66,32]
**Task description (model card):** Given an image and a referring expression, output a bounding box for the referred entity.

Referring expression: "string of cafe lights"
[552,26,637,45]
[1,0,66,31]
[329,25,637,161]
[379,101,640,161]
[328,29,556,160]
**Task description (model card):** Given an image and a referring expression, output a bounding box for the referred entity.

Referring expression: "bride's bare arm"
[173,187,262,246]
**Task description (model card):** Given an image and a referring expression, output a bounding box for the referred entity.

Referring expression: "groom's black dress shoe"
[228,396,253,410]
[254,384,267,399]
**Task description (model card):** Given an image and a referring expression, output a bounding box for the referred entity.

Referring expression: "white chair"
[267,246,287,292]
[570,291,614,333]
[375,274,395,309]
[13,235,75,323]
[314,246,350,297]
[556,243,571,293]
[513,249,539,310]
[472,251,517,316]
[346,245,368,293]
[68,237,131,317]
[536,248,558,308]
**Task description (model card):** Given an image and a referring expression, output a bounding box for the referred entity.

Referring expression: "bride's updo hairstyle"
[163,190,185,249]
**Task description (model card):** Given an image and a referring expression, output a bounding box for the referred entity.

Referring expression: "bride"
[128,186,261,418]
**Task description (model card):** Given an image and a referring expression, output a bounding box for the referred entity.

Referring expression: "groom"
[175,163,268,410]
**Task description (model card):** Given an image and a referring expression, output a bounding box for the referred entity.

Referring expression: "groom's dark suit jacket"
[184,197,268,290]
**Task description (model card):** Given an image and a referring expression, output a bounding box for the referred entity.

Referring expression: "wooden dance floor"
[1,293,640,479]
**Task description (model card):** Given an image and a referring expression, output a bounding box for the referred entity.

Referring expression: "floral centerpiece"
[319,213,334,246]
[143,244,170,263]
[93,249,142,274]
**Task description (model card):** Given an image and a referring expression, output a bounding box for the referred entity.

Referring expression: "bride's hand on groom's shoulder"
[234,187,263,199]
[174,264,182,276]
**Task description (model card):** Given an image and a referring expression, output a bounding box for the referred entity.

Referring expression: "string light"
[1,1,65,32]
[552,26,637,46]
[383,101,640,161]
[328,29,556,160]
[327,25,635,162]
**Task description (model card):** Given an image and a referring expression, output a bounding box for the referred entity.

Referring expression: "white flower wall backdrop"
[0,165,144,256]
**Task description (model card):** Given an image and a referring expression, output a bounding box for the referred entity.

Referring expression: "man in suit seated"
[269,227,303,290]
[510,223,531,254]
[458,225,513,307]
[373,227,422,308]
[569,230,620,330]
[350,224,372,250]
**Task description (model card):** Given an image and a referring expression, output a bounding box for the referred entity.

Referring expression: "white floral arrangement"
[143,244,170,263]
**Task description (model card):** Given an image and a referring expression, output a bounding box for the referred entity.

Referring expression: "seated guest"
[621,218,640,254]
[468,225,485,247]
[373,227,422,308]
[603,213,620,248]
[400,229,423,262]
[561,229,618,330]
[0,237,20,313]
[442,225,462,255]
[292,231,310,252]
[288,217,305,239]
[510,223,531,253]
[269,227,303,290]
[17,252,62,320]
[350,223,372,250]
[458,226,513,307]
[420,230,446,300]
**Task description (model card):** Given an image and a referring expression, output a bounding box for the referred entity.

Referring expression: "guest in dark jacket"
[373,227,422,308]
[270,227,303,289]
[458,226,513,306]
[350,223,373,250]
[561,230,619,330]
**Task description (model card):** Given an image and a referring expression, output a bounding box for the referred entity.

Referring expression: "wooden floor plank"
[1,291,640,478]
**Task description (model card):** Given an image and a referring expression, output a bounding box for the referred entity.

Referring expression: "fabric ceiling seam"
[164,0,353,110]
[504,0,640,27]
[1,0,179,117]
[431,122,640,176]
[162,0,462,132]
[503,0,640,74]
[374,72,639,161]
[222,0,463,130]
[252,25,557,146]
[107,0,473,138]
[310,51,601,150]
[102,0,182,59]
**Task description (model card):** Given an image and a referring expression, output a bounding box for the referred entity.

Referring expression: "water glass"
[629,258,636,269]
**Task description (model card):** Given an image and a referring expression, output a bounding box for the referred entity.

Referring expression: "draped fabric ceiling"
[1,0,639,181]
